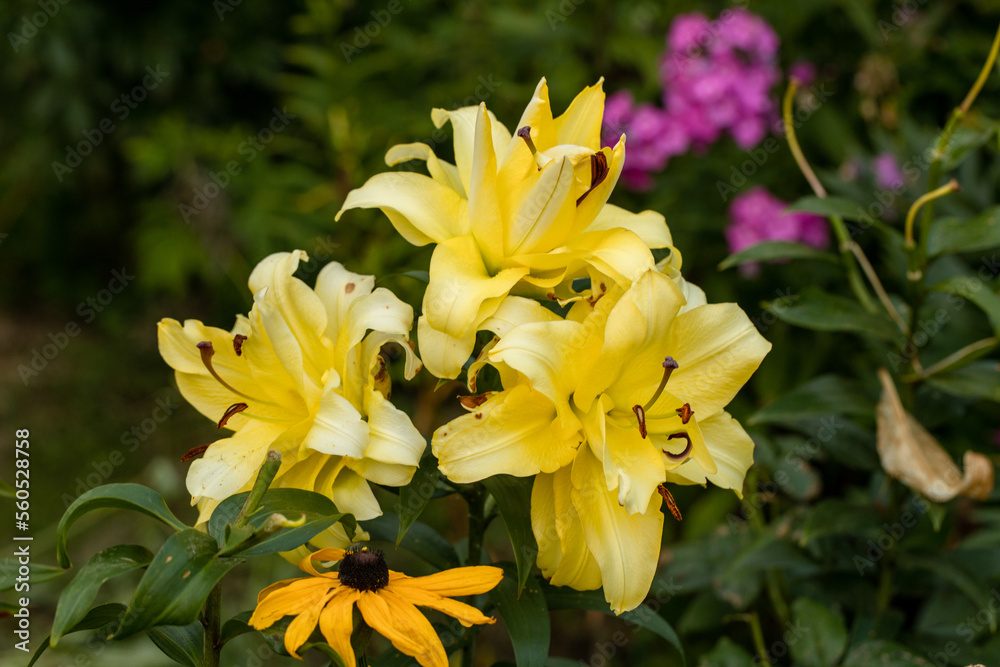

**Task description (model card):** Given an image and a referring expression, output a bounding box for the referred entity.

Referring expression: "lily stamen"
[657,484,683,521]
[217,402,249,429]
[665,432,693,462]
[632,357,679,438]
[576,152,610,205]
[197,341,278,407]
[675,403,694,424]
[516,126,537,154]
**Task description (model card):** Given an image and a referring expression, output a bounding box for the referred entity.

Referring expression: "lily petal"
[587,203,673,250]
[386,142,465,196]
[553,78,605,148]
[662,410,754,497]
[572,447,663,614]
[532,468,603,590]
[336,172,468,246]
[431,105,512,195]
[433,384,580,482]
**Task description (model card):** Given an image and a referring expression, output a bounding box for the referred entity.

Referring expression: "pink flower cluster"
[603,8,783,189]
[725,187,830,275]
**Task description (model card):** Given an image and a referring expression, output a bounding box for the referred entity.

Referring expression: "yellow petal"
[506,153,583,256]
[431,105,512,195]
[329,467,382,521]
[433,384,580,482]
[318,587,361,666]
[336,171,468,246]
[577,270,686,411]
[553,78,605,148]
[301,378,369,459]
[571,447,663,614]
[334,286,414,374]
[419,236,529,378]
[314,261,375,341]
[390,566,503,597]
[358,385,425,482]
[468,104,506,269]
[283,586,339,659]
[479,296,562,337]
[249,576,337,630]
[661,303,772,419]
[384,584,496,628]
[532,468,603,590]
[358,589,448,667]
[663,411,754,497]
[385,142,465,196]
[186,422,278,503]
[602,421,667,515]
[512,79,556,151]
[490,319,596,437]
[586,203,673,250]
[248,251,333,387]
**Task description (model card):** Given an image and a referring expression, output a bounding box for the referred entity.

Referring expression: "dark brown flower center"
[339,545,389,592]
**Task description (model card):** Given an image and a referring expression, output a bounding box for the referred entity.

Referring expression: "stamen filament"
[643,357,678,412]
[516,126,536,154]
[197,341,279,407]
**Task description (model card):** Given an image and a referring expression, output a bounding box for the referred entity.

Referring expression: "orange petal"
[299,548,347,575]
[358,590,448,667]
[391,565,504,597]
[255,578,298,605]
[385,584,495,628]
[250,577,337,629]
[318,586,361,666]
[283,588,339,659]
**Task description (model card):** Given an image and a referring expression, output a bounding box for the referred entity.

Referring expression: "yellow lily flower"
[250,546,502,666]
[432,269,770,612]
[158,251,425,539]
[337,78,673,378]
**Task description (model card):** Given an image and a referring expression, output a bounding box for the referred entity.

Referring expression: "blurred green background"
[2,0,1000,665]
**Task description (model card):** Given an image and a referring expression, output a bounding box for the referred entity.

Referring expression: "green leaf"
[789,597,848,667]
[931,275,1000,336]
[482,475,538,594]
[764,287,900,340]
[0,558,65,592]
[787,195,865,221]
[928,207,1000,257]
[397,454,440,545]
[697,637,753,667]
[220,610,254,644]
[489,564,550,667]
[147,622,203,667]
[841,640,933,666]
[542,584,684,664]
[28,603,126,667]
[900,553,997,632]
[51,544,154,645]
[751,375,873,426]
[57,484,188,568]
[717,241,837,270]
[114,529,242,639]
[941,123,1000,171]
[208,488,356,557]
[0,478,14,498]
[366,514,459,570]
[927,360,1000,402]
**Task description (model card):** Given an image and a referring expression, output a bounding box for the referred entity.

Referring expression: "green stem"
[781,82,878,313]
[461,486,488,667]
[742,612,772,666]
[350,614,372,667]
[201,584,222,667]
